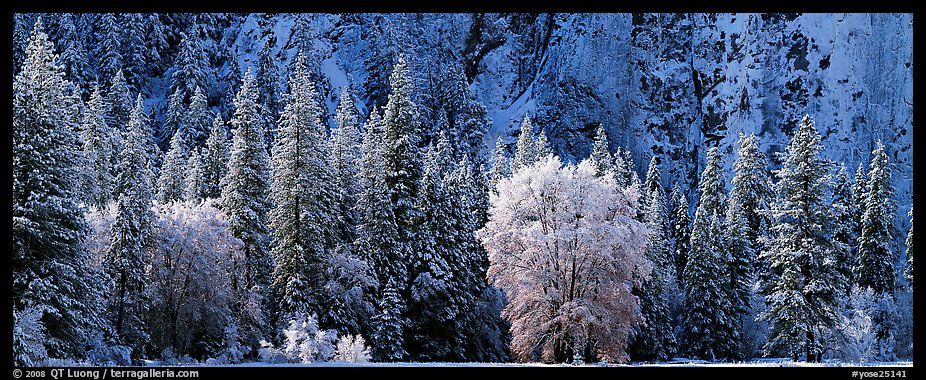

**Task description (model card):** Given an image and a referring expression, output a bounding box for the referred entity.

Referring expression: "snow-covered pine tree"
[170,30,209,103]
[854,140,898,362]
[328,86,362,246]
[13,306,48,366]
[269,52,337,324]
[160,88,187,149]
[105,91,156,358]
[56,13,89,87]
[725,133,771,357]
[446,153,502,361]
[120,13,147,90]
[106,69,133,136]
[639,156,666,222]
[81,86,114,208]
[613,146,638,190]
[855,140,897,295]
[510,114,536,175]
[13,13,35,76]
[669,184,691,289]
[361,16,399,110]
[156,129,189,204]
[381,56,422,291]
[832,163,858,295]
[729,133,772,257]
[488,136,510,189]
[221,46,242,121]
[590,124,614,178]
[535,129,552,160]
[759,115,845,362]
[257,35,281,146]
[681,146,739,360]
[355,107,404,291]
[95,13,122,86]
[13,19,108,362]
[631,157,677,362]
[222,69,273,346]
[183,148,206,202]
[406,141,457,360]
[440,66,490,160]
[372,280,408,362]
[186,86,211,148]
[202,114,230,200]
[144,14,168,74]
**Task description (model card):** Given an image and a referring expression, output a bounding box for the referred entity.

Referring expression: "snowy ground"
[160,359,913,367]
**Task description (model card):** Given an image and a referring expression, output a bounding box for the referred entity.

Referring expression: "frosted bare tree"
[479,155,650,363]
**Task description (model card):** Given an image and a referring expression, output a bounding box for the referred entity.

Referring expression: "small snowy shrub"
[334,334,371,363]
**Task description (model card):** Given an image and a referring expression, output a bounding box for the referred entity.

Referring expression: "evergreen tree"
[361,16,398,110]
[221,47,242,121]
[120,13,147,90]
[669,185,691,289]
[440,66,490,160]
[854,141,898,362]
[355,107,403,289]
[183,148,206,202]
[640,156,665,220]
[589,124,614,178]
[406,141,457,360]
[488,136,510,188]
[95,13,122,86]
[269,53,337,324]
[105,92,156,358]
[725,133,770,356]
[510,114,536,174]
[831,164,858,294]
[534,129,552,160]
[202,114,230,199]
[13,13,35,76]
[759,115,845,362]
[106,70,133,136]
[613,146,637,190]
[729,133,772,253]
[855,140,897,295]
[144,14,168,75]
[681,146,738,360]
[631,157,677,361]
[170,30,209,102]
[328,86,362,246]
[80,87,114,208]
[221,69,273,344]
[372,281,407,362]
[381,56,422,291]
[156,129,189,204]
[447,155,505,361]
[56,13,89,86]
[186,86,211,148]
[13,19,108,362]
[257,35,281,146]
[161,88,187,149]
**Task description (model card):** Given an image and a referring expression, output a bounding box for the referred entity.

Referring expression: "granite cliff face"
[228,14,911,221]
